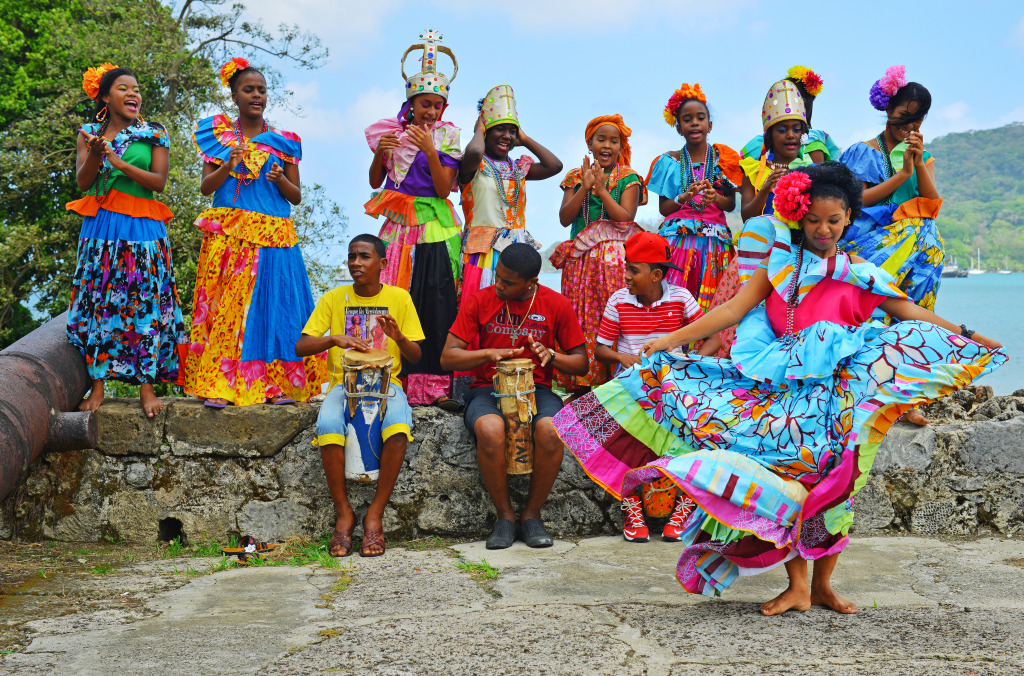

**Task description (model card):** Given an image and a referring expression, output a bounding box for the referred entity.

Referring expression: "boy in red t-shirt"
[441,243,587,550]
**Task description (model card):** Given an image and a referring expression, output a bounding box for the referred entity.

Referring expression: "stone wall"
[2,389,1023,544]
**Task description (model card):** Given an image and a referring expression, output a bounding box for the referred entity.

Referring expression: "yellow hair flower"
[219,57,250,88]
[82,63,119,101]
[786,65,823,97]
[663,82,706,126]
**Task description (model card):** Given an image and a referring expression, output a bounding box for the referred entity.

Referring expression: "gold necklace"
[504,289,537,346]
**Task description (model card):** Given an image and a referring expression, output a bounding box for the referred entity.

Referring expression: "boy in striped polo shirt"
[595,231,720,542]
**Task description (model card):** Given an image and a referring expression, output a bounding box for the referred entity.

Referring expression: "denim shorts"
[313,382,413,447]
[463,385,563,443]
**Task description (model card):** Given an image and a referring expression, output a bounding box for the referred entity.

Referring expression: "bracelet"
[960,324,975,340]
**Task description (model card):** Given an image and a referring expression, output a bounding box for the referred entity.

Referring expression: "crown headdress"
[761,80,806,131]
[402,30,458,100]
[480,85,519,130]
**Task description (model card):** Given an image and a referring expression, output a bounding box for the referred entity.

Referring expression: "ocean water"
[539,271,1021,395]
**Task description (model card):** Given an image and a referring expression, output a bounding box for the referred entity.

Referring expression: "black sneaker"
[485,519,517,549]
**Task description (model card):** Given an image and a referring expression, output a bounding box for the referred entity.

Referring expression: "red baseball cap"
[624,231,683,272]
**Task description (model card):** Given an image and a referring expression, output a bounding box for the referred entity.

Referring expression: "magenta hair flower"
[773,171,813,223]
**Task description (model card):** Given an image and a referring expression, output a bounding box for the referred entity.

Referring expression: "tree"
[0,0,345,347]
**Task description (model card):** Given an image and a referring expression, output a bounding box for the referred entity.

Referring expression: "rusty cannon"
[0,312,97,502]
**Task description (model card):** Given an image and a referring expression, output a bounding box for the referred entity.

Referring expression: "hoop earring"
[96,106,108,123]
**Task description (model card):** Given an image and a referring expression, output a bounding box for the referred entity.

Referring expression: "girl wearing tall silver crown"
[458,85,563,296]
[364,30,463,409]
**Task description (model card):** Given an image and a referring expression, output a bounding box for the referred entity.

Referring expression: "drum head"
[342,348,393,368]
[495,357,534,373]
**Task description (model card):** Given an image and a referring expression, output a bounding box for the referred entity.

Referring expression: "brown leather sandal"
[360,528,386,557]
[329,527,354,557]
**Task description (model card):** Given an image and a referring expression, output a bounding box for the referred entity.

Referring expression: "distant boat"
[999,257,1012,274]
[968,249,985,275]
[941,258,968,278]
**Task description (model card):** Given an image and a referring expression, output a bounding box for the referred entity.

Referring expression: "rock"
[4,393,1024,543]
[164,400,318,457]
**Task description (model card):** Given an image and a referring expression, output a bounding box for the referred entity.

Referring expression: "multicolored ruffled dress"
[708,130,841,356]
[186,115,326,405]
[65,121,187,384]
[549,165,647,392]
[364,115,463,404]
[459,154,538,296]
[553,215,1004,597]
[839,140,943,310]
[646,145,741,310]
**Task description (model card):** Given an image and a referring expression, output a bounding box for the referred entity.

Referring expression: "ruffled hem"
[193,115,301,168]
[364,189,461,229]
[194,207,298,247]
[548,220,642,268]
[731,308,886,382]
[66,189,173,224]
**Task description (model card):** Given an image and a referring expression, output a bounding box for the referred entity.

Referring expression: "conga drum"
[492,358,537,475]
[341,348,393,482]
[642,476,679,518]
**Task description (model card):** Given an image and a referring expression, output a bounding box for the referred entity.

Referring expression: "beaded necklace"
[782,238,844,342]
[483,154,524,226]
[232,117,268,203]
[875,132,896,205]
[581,167,623,228]
[679,144,715,212]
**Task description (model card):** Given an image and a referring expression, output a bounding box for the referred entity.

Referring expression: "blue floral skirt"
[66,209,186,384]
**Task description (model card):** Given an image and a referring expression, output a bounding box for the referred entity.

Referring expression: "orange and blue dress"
[185,115,326,405]
[839,140,943,310]
[65,121,186,384]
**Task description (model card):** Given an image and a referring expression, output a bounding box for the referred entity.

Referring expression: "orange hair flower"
[219,57,250,88]
[663,83,706,126]
[82,63,119,101]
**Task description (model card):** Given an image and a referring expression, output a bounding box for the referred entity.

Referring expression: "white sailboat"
[999,257,1012,274]
[968,248,985,275]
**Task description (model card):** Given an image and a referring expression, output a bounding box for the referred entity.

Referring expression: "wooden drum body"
[341,349,393,482]
[492,358,537,475]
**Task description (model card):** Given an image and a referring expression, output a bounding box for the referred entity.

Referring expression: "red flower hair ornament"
[773,171,813,226]
[219,57,250,88]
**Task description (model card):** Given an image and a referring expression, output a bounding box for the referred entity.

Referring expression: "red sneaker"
[622,495,649,542]
[662,495,696,542]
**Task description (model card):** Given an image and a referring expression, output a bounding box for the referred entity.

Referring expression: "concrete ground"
[2,535,1023,675]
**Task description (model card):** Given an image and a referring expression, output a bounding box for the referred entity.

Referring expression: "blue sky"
[241,0,1024,253]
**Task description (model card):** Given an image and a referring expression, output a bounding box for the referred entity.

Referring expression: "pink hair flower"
[773,171,813,223]
[878,65,907,96]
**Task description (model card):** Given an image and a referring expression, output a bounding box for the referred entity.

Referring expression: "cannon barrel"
[0,312,97,501]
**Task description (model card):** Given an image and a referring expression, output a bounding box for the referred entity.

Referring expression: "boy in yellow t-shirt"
[296,234,424,558]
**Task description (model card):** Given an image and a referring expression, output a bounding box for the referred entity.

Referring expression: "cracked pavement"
[2,535,1023,675]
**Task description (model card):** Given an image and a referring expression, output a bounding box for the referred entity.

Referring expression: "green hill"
[930,122,1024,271]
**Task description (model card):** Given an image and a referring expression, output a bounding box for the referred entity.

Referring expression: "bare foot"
[140,384,164,418]
[811,585,857,614]
[760,585,812,616]
[901,408,929,426]
[79,381,104,412]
